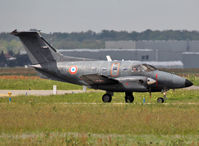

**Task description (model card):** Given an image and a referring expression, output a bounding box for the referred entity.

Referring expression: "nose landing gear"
[157,90,167,103]
[157,97,165,103]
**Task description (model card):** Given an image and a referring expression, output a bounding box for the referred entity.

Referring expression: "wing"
[80,74,118,85]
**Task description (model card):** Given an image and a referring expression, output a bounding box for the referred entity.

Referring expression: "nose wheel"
[157,97,165,103]
[157,90,167,103]
[125,92,134,103]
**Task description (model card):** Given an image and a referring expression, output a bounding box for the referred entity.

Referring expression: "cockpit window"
[132,64,156,72]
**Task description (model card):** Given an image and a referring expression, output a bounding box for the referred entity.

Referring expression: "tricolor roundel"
[69,66,78,75]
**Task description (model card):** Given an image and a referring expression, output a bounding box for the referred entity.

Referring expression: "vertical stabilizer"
[11,30,64,65]
[11,30,94,65]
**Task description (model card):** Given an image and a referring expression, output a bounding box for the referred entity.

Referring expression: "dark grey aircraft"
[12,30,193,103]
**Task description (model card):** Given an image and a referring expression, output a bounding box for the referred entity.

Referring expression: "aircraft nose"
[185,79,193,87]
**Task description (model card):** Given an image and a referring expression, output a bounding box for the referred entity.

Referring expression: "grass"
[0,103,198,145]
[0,68,199,145]
[0,89,198,104]
[0,67,36,76]
[0,133,199,145]
[0,90,199,145]
[1,103,199,135]
[0,76,81,90]
[0,67,81,90]
[186,74,199,86]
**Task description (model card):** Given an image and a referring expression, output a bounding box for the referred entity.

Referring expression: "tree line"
[0,29,199,67]
[0,29,199,53]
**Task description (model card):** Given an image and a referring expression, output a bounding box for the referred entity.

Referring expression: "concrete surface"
[0,85,198,97]
[0,90,101,97]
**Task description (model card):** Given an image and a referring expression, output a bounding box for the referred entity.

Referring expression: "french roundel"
[69,66,78,74]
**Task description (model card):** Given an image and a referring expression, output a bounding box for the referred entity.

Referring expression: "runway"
[51,102,199,105]
[0,90,198,105]
[0,90,101,97]
[0,85,198,97]
[184,85,199,90]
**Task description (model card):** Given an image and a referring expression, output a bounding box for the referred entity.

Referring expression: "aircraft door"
[111,63,120,77]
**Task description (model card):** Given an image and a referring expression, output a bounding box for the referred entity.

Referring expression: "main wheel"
[157,97,164,103]
[102,94,112,103]
[125,93,134,103]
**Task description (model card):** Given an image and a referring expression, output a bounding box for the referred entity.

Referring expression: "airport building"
[59,49,184,69]
[60,40,199,68]
[105,40,199,68]
[60,49,155,61]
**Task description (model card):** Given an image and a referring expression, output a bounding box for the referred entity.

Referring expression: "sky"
[0,0,198,33]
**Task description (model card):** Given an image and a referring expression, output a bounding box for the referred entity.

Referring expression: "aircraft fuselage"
[37,60,192,92]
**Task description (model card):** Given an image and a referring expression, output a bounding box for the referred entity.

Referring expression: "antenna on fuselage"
[106,55,112,62]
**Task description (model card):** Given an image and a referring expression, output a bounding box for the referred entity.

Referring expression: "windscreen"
[132,64,156,72]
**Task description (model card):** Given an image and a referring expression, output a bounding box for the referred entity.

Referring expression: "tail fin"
[11,30,93,65]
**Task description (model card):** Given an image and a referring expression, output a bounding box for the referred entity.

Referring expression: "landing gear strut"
[125,92,134,103]
[102,92,113,103]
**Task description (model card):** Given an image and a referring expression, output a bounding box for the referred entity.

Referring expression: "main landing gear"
[101,90,167,103]
[102,92,134,103]
[102,92,113,103]
[125,92,134,103]
[102,94,112,102]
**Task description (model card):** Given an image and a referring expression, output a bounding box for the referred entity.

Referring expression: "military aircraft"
[11,30,193,103]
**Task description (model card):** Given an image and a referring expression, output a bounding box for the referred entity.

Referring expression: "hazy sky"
[0,0,198,33]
